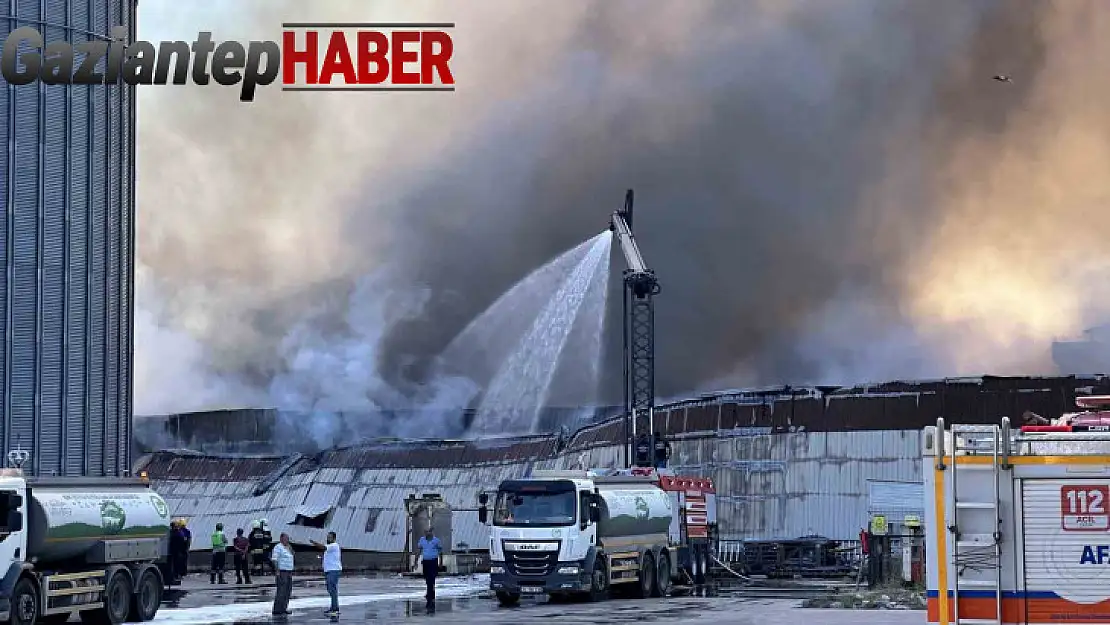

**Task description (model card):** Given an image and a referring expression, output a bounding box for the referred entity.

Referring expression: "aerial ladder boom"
[609,189,661,468]
[610,198,648,274]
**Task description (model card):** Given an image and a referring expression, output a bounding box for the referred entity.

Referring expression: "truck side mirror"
[478,493,488,505]
[588,502,600,523]
[478,506,488,524]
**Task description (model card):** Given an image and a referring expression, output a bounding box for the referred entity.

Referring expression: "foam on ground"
[152,575,488,624]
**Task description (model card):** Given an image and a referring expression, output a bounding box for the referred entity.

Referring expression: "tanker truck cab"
[0,478,27,577]
[479,469,714,606]
[0,470,171,625]
[480,476,604,605]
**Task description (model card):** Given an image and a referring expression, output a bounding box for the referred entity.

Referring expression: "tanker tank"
[595,484,673,539]
[24,481,171,563]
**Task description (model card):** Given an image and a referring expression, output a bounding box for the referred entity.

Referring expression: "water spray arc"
[609,189,660,469]
[466,231,612,437]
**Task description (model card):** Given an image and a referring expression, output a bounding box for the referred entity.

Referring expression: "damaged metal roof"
[138,451,286,481]
[152,428,924,553]
[143,375,1110,555]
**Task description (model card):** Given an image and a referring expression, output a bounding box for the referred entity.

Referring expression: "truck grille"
[504,544,560,577]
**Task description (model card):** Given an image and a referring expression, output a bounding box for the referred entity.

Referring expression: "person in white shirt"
[270,533,295,616]
[312,532,342,616]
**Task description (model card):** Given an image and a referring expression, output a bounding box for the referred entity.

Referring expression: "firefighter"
[176,519,192,579]
[260,519,275,575]
[167,520,187,585]
[634,433,652,467]
[653,431,671,469]
[248,520,267,576]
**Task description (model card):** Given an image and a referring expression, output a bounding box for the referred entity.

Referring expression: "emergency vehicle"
[926,399,1110,624]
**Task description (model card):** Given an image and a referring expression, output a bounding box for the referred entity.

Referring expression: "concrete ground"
[147,574,926,624]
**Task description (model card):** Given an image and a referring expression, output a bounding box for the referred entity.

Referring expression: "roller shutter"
[1022,479,1110,622]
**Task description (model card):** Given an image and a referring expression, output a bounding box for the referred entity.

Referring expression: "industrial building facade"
[138,376,1110,561]
[0,0,136,476]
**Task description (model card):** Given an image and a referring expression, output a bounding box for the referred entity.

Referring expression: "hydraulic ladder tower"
[609,190,661,468]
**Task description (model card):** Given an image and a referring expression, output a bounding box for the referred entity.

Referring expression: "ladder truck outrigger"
[476,191,717,606]
[926,396,1110,625]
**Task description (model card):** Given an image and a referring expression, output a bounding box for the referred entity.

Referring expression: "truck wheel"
[587,560,609,602]
[495,591,520,607]
[11,577,39,625]
[654,552,671,598]
[127,569,162,622]
[635,553,656,599]
[81,571,132,625]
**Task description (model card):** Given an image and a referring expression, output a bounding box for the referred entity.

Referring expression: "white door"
[1022,479,1110,623]
[0,488,28,574]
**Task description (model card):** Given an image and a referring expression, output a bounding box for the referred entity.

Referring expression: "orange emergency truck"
[926,405,1110,624]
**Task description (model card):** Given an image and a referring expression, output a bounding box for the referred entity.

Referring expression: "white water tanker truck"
[477,468,717,606]
[0,468,171,625]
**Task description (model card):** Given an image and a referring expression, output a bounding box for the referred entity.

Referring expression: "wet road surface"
[149,574,925,624]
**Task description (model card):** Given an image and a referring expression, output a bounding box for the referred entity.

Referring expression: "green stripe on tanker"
[596,487,673,538]
[28,490,172,562]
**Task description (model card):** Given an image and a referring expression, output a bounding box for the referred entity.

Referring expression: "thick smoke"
[135,0,1109,436]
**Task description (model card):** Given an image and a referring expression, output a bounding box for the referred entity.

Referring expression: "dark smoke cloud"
[136,0,1104,432]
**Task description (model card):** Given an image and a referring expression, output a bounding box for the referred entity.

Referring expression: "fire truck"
[926,396,1110,624]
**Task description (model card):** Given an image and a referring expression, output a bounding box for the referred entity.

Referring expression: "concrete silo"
[0,0,136,476]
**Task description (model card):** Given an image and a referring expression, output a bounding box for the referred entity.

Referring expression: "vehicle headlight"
[557,566,580,575]
[490,565,505,574]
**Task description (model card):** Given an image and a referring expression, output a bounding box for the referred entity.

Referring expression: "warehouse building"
[139,375,1110,566]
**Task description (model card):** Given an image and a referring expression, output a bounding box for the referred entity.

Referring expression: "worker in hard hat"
[170,519,192,582]
[260,519,275,576]
[166,520,184,586]
[210,523,229,584]
[248,520,267,576]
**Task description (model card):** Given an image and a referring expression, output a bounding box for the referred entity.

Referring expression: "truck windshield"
[493,490,576,527]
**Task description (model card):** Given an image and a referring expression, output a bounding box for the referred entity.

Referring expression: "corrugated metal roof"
[156,429,924,552]
[141,451,286,481]
[136,376,1110,463]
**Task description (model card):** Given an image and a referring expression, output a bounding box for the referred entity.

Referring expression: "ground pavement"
[145,574,926,624]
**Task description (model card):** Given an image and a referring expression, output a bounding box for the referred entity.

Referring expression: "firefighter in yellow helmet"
[249,520,268,576]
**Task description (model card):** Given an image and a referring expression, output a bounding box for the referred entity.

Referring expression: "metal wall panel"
[0,0,136,476]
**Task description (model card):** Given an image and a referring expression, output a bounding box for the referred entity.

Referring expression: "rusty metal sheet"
[142,451,286,481]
